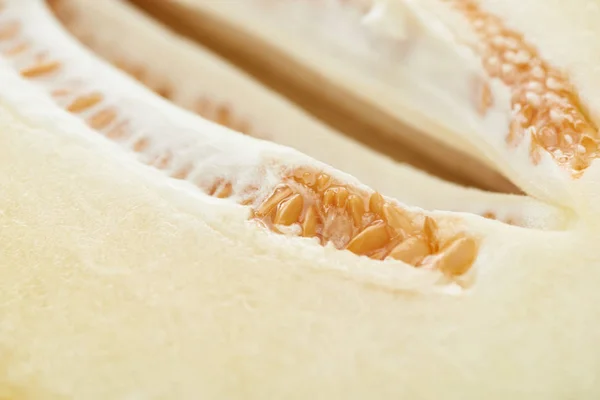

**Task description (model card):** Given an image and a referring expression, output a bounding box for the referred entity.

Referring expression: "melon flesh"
[0,0,598,399]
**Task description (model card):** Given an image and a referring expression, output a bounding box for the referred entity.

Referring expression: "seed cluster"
[449,0,599,175]
[252,169,478,275]
[0,5,479,276]
[264,0,599,175]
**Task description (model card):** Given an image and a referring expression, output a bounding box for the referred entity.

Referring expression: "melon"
[57,0,518,193]
[138,0,600,205]
[0,0,597,399]
[46,0,538,223]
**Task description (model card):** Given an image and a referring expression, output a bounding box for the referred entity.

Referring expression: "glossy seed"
[346,222,390,256]
[580,135,598,154]
[274,194,303,226]
[435,237,478,276]
[383,204,414,237]
[388,237,430,265]
[323,188,336,207]
[301,206,318,237]
[369,192,384,216]
[316,174,331,191]
[335,187,349,207]
[256,186,293,217]
[293,168,317,187]
[347,195,365,227]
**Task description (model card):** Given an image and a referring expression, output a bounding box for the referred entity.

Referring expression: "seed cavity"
[450,0,599,176]
[251,170,479,275]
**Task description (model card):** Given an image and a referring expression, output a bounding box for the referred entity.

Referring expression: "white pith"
[2,0,600,399]
[172,0,600,210]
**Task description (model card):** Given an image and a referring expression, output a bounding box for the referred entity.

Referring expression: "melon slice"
[0,0,596,399]
[57,0,521,193]
[34,0,553,226]
[136,0,600,209]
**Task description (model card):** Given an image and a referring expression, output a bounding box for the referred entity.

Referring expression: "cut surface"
[0,1,599,399]
[0,0,516,279]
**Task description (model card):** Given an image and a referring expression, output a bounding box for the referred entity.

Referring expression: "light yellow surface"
[0,0,599,398]
[0,79,598,399]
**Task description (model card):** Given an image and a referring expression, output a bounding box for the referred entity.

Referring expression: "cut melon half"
[0,0,597,399]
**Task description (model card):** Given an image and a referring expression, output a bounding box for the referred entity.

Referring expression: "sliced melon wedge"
[136,0,600,210]
[124,0,526,193]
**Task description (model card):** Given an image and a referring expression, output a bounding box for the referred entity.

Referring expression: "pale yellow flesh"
[1,82,599,399]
